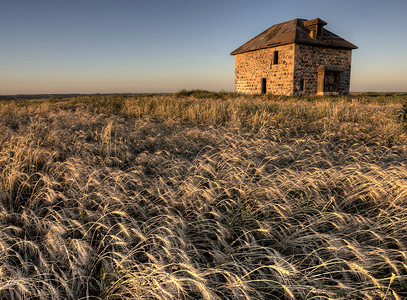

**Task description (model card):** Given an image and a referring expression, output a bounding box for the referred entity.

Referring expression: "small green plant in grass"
[48,96,63,103]
[287,189,305,200]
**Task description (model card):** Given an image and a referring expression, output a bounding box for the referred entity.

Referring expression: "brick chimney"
[304,18,327,39]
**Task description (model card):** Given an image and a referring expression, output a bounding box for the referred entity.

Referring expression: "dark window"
[273,51,279,65]
[299,79,304,92]
[261,78,267,95]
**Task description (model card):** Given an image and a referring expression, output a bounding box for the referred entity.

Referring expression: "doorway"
[317,67,341,95]
[324,71,340,93]
[261,78,267,95]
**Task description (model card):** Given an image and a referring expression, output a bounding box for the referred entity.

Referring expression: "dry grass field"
[0,92,407,299]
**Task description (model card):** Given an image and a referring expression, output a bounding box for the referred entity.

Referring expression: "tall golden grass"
[0,93,406,299]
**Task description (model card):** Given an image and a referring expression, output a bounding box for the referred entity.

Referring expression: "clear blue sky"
[1,0,406,94]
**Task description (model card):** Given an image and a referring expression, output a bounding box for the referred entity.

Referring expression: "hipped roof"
[231,18,358,55]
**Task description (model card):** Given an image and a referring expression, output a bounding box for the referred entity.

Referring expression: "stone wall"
[293,44,352,95]
[234,43,353,95]
[234,44,295,95]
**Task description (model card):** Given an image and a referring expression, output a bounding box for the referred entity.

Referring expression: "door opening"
[324,71,340,93]
[261,78,267,95]
[317,66,341,95]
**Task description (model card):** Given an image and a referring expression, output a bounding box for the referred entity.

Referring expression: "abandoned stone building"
[231,18,357,95]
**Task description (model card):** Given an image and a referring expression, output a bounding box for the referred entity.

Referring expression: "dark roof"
[231,18,358,55]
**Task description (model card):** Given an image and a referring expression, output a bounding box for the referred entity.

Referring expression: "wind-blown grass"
[0,93,406,299]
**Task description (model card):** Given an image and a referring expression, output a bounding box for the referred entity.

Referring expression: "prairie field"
[1,92,407,299]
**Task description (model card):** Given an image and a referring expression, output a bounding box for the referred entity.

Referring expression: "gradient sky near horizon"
[1,0,406,94]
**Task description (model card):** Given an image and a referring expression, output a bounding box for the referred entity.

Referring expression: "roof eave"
[296,41,358,50]
[231,41,357,55]
[230,41,296,55]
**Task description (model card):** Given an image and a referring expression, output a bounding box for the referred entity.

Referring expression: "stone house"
[230,18,357,95]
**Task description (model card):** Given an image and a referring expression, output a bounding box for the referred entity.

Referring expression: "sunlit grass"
[0,93,406,299]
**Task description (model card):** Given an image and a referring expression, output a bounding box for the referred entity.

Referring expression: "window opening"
[273,51,279,65]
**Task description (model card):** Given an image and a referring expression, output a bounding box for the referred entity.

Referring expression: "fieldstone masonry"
[235,45,295,95]
[231,18,357,96]
[293,45,352,95]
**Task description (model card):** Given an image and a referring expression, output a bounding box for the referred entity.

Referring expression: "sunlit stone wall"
[234,44,295,95]
[234,43,353,95]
